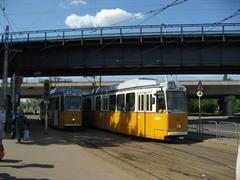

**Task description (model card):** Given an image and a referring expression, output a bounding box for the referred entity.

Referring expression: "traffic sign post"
[197,81,204,135]
[198,93,202,135]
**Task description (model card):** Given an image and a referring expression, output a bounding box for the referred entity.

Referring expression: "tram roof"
[50,87,82,95]
[93,78,166,94]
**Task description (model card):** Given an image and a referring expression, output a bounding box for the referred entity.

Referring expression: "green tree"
[188,98,218,114]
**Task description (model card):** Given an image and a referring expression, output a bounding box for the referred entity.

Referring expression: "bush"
[188,98,218,114]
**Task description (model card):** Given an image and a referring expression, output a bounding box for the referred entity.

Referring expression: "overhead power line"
[213,9,240,25]
[110,0,188,27]
[137,0,188,25]
[1,8,15,33]
[205,9,240,31]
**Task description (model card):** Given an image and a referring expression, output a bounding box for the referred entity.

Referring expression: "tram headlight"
[176,123,181,128]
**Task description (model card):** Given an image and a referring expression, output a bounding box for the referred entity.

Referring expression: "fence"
[189,119,240,142]
[0,23,240,43]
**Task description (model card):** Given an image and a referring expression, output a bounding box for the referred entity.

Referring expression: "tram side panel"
[83,81,188,140]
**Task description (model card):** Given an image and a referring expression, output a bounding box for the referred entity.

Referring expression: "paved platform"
[0,120,139,180]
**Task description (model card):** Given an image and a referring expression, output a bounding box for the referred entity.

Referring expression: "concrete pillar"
[15,76,23,107]
[223,95,236,116]
[10,75,22,116]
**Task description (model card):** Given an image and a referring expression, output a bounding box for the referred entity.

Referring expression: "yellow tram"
[40,88,83,129]
[83,78,188,140]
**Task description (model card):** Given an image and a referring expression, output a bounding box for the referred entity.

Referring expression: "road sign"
[197,91,203,97]
[197,81,203,91]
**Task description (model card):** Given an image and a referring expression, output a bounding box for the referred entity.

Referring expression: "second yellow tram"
[40,88,83,129]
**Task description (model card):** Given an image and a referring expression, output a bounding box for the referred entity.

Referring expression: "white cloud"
[68,0,87,6]
[65,8,143,28]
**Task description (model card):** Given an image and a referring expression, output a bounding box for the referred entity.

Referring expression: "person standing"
[0,108,6,160]
[13,106,26,144]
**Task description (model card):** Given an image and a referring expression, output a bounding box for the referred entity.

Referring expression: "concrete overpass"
[0,79,238,115]
[17,80,240,98]
[9,80,238,116]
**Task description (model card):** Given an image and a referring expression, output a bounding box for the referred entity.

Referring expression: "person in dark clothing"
[13,106,26,143]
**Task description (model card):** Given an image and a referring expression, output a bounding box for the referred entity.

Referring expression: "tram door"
[137,92,152,137]
[137,93,146,136]
[53,97,59,127]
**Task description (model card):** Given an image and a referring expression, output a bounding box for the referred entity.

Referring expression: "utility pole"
[2,25,9,121]
[11,74,16,119]
[99,76,102,88]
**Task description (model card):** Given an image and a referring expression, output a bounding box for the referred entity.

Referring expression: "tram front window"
[65,96,81,111]
[166,91,186,113]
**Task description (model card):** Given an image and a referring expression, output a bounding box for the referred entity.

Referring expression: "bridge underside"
[1,35,240,76]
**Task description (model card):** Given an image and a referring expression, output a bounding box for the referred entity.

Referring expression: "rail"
[0,23,240,43]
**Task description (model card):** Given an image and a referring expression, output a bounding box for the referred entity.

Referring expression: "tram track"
[115,143,212,179]
[61,133,168,180]
[59,129,236,180]
[120,141,235,179]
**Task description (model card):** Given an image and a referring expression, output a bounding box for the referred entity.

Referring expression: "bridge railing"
[1,23,240,43]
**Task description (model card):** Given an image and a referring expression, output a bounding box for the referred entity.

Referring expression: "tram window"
[126,93,135,111]
[55,98,59,110]
[152,96,155,104]
[138,95,140,111]
[109,95,116,111]
[49,98,54,110]
[156,91,166,113]
[96,96,101,111]
[167,91,187,113]
[138,95,145,111]
[141,95,144,111]
[65,96,81,111]
[147,95,149,111]
[146,94,153,111]
[117,94,125,111]
[84,98,92,110]
[61,96,64,111]
[150,95,153,111]
[103,98,109,111]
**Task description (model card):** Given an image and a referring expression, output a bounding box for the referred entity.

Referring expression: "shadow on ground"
[3,119,219,149]
[0,173,49,180]
[0,163,54,169]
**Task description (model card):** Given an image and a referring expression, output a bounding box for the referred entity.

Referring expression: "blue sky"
[0,0,240,81]
[0,0,239,32]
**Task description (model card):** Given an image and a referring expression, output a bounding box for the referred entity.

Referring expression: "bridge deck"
[0,23,240,76]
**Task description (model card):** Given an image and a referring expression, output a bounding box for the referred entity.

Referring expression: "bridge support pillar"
[223,96,236,116]
[10,75,22,116]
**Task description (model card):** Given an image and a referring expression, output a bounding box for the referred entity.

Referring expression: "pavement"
[0,117,238,180]
[0,119,139,180]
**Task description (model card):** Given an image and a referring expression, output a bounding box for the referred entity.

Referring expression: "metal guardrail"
[219,122,239,141]
[0,23,240,43]
[197,120,240,142]
[204,121,219,139]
